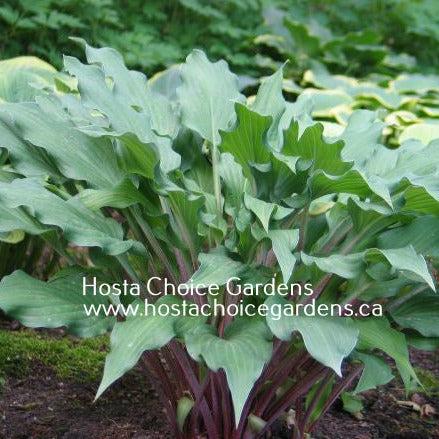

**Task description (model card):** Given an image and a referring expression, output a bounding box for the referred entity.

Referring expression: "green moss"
[415,367,439,396]
[0,329,108,383]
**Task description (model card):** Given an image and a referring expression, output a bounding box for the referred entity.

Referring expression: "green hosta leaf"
[399,123,439,145]
[64,52,180,174]
[267,152,307,200]
[0,56,57,102]
[76,179,150,210]
[282,122,350,176]
[182,154,214,196]
[80,41,148,106]
[305,375,335,425]
[376,140,439,185]
[311,169,391,206]
[268,229,300,282]
[309,198,335,216]
[200,197,228,239]
[149,65,182,101]
[252,67,285,120]
[403,183,439,216]
[266,296,358,375]
[353,84,403,110]
[114,133,159,179]
[354,318,417,388]
[185,318,272,424]
[391,73,439,94]
[365,247,435,291]
[0,103,123,188]
[347,199,394,234]
[390,294,439,337]
[189,248,246,286]
[421,106,439,118]
[303,68,357,91]
[301,252,363,279]
[63,55,149,137]
[252,66,286,148]
[302,246,435,290]
[314,112,393,205]
[378,216,439,257]
[177,396,194,432]
[218,152,247,213]
[353,352,394,394]
[82,41,179,139]
[0,116,62,179]
[0,269,114,337]
[97,295,203,399]
[217,104,306,201]
[168,190,204,252]
[219,103,271,177]
[339,110,385,165]
[177,49,244,146]
[408,336,439,352]
[298,88,353,118]
[346,273,411,302]
[244,193,275,232]
[0,203,48,235]
[0,178,141,255]
[0,229,25,243]
[284,19,321,57]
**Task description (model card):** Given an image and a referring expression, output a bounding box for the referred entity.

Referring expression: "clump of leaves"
[0,56,64,279]
[0,44,437,438]
[286,64,439,150]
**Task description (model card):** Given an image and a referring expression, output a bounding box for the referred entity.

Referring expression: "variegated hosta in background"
[0,44,438,439]
[294,65,439,147]
[257,8,439,150]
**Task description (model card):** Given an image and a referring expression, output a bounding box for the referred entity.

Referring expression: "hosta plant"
[300,65,439,149]
[0,44,438,438]
[0,56,64,280]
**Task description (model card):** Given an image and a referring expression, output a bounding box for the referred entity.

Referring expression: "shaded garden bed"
[0,329,438,438]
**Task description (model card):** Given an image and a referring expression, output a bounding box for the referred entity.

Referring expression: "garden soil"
[0,348,438,438]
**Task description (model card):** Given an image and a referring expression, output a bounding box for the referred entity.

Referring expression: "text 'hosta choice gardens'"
[0,42,437,438]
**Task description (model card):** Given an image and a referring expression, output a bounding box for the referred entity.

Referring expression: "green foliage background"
[0,0,264,73]
[1,0,438,75]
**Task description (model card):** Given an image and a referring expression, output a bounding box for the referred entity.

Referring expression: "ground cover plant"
[0,42,438,438]
[0,329,107,383]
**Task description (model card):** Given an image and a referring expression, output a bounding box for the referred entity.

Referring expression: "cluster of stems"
[141,337,362,438]
[108,201,363,438]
